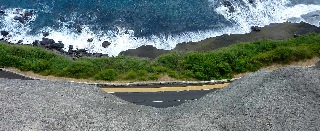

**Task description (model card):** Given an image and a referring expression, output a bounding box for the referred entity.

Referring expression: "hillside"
[0,66,319,130]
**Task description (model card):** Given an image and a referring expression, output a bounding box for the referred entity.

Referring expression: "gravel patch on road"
[1,66,320,130]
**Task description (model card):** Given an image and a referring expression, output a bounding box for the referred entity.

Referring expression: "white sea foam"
[1,0,320,56]
[214,0,320,29]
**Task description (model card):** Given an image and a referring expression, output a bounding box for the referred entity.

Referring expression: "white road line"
[152,101,163,103]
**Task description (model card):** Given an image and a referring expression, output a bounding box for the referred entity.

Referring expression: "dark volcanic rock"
[87,38,93,42]
[102,41,111,48]
[249,0,254,3]
[223,1,232,7]
[13,16,25,23]
[32,40,41,46]
[223,1,235,12]
[1,31,9,37]
[13,10,34,24]
[68,45,74,52]
[251,26,261,32]
[0,66,320,130]
[43,32,49,37]
[17,40,23,44]
[41,37,55,46]
[120,45,170,59]
[39,38,64,50]
[0,10,4,15]
[23,10,33,17]
[76,24,82,33]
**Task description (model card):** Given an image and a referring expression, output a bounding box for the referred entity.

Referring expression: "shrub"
[155,52,182,69]
[153,66,169,74]
[62,61,95,79]
[124,70,138,80]
[94,69,118,81]
[20,59,50,73]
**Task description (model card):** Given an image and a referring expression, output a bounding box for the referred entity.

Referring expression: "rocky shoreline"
[1,9,320,59]
[121,22,320,58]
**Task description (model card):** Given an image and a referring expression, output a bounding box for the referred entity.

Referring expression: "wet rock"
[0,10,4,15]
[251,26,261,32]
[228,6,235,12]
[92,53,103,57]
[23,10,33,17]
[223,1,235,12]
[68,45,74,53]
[43,32,49,37]
[32,40,41,46]
[41,38,55,46]
[17,40,23,44]
[74,49,88,58]
[47,42,64,50]
[76,49,87,53]
[102,41,111,48]
[223,1,232,7]
[76,24,82,33]
[249,0,254,3]
[87,38,93,42]
[13,16,25,24]
[11,10,34,24]
[1,31,9,37]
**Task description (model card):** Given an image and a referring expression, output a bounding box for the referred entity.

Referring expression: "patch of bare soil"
[101,83,229,92]
[234,57,319,78]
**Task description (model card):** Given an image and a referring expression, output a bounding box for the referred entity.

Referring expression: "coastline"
[121,22,320,58]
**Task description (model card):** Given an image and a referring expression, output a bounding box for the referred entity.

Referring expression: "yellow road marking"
[101,83,229,92]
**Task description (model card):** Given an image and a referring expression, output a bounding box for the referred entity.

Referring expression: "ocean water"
[0,0,320,56]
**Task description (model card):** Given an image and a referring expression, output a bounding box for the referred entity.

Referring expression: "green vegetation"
[1,33,320,81]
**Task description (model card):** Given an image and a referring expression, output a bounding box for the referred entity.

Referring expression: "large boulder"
[0,31,9,37]
[48,41,64,50]
[41,38,55,46]
[102,41,111,48]
[43,32,49,37]
[251,26,261,32]
[32,40,41,46]
[87,38,93,42]
[12,10,34,24]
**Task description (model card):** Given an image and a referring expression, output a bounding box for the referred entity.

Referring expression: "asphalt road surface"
[0,68,218,108]
[110,90,217,108]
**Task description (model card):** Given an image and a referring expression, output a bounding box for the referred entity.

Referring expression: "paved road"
[110,89,217,108]
[0,68,219,108]
[0,69,33,80]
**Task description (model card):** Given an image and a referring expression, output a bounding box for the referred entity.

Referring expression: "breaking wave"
[0,0,319,56]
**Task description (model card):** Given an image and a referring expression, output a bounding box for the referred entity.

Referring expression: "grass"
[1,32,320,81]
